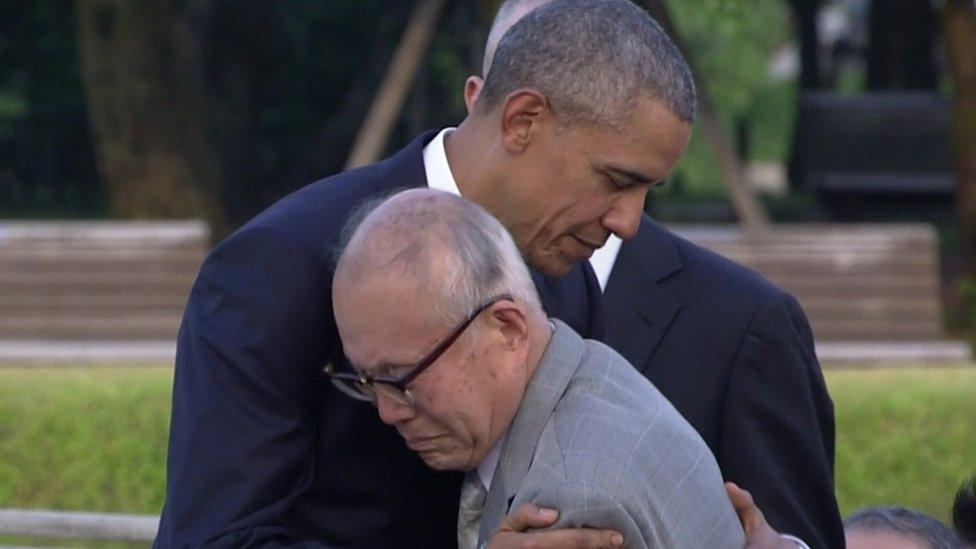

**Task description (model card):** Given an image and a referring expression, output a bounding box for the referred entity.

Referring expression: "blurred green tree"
[74,0,228,233]
[0,0,103,217]
[71,0,466,236]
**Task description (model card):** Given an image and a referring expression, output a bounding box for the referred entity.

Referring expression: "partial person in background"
[953,476,976,546]
[844,506,966,549]
[330,189,746,549]
[466,1,842,547]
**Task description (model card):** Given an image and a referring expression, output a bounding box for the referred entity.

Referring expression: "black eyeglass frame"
[325,293,514,403]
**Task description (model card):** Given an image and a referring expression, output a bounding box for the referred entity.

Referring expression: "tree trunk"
[74,0,227,236]
[641,0,769,229]
[942,0,976,277]
[345,0,448,169]
[868,0,938,90]
[791,0,822,90]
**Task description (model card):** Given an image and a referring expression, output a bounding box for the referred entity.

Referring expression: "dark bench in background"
[674,223,971,363]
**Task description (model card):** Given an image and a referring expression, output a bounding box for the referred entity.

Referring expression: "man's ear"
[464,76,484,115]
[500,89,548,153]
[486,300,529,351]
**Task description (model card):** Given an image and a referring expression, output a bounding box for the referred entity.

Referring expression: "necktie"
[457,470,488,549]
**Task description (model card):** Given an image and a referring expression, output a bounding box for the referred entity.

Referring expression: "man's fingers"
[725,482,763,535]
[726,481,755,510]
[520,528,624,548]
[489,528,624,548]
[490,503,624,548]
[498,502,560,532]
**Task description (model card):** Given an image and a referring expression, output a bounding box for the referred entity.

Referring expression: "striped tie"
[457,470,488,549]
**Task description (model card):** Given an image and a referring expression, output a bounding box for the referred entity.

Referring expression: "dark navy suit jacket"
[155,132,602,547]
[603,217,844,549]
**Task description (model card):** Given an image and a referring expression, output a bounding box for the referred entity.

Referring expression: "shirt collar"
[475,435,504,491]
[422,127,461,197]
[589,234,623,292]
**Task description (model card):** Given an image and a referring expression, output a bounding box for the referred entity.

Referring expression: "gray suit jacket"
[477,320,746,548]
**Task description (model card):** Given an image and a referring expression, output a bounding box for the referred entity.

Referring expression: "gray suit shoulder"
[540,340,745,548]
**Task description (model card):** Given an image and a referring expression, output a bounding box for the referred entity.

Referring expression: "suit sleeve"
[155,225,336,548]
[534,483,647,549]
[534,480,743,549]
[581,260,606,342]
[719,293,844,549]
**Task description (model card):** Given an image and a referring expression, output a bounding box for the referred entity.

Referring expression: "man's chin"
[417,448,481,472]
[418,451,461,471]
[528,253,574,278]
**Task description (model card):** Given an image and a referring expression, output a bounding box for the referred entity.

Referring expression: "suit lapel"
[478,321,584,543]
[603,217,683,377]
[378,130,437,189]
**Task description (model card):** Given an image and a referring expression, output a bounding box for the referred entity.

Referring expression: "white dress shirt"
[589,234,622,291]
[423,128,462,196]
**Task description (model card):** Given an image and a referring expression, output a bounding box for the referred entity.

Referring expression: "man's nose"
[375,390,415,425]
[602,187,646,240]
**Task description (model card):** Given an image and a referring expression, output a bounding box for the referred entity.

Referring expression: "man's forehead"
[339,314,439,374]
[336,282,442,354]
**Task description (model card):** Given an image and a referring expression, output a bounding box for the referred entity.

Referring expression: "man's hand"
[726,482,797,548]
[487,502,625,548]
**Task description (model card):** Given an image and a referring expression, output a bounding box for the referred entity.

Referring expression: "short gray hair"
[480,0,696,127]
[844,507,965,549]
[482,0,551,76]
[335,189,541,326]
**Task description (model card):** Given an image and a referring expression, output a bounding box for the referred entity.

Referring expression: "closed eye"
[602,165,654,189]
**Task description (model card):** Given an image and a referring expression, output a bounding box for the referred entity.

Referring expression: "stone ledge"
[817,340,973,365]
[0,340,175,364]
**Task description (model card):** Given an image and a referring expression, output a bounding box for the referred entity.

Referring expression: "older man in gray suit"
[329,189,746,549]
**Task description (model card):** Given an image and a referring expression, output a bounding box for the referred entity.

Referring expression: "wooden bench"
[790,91,954,196]
[672,223,971,362]
[0,221,208,345]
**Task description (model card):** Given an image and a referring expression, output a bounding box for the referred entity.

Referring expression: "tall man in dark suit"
[155,1,695,546]
[468,2,844,548]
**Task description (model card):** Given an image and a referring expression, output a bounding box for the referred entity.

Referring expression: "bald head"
[334,189,541,325]
[332,190,554,472]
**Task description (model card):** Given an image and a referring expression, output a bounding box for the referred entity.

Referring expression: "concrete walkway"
[0,340,174,364]
[0,338,970,366]
[0,508,157,543]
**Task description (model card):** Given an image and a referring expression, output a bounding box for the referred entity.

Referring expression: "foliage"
[956,277,976,339]
[659,0,796,199]
[0,0,103,217]
[665,0,792,117]
[2,364,976,530]
[0,0,800,220]
[829,366,976,521]
[0,366,171,513]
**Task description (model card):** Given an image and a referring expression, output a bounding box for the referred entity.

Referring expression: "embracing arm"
[155,225,335,548]
[526,483,647,549]
[719,292,844,549]
[487,502,624,549]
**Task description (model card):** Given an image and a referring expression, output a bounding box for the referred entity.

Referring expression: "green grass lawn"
[0,364,974,526]
[0,365,172,514]
[830,365,976,522]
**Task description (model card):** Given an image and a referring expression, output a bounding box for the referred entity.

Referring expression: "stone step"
[0,315,183,340]
[0,340,176,363]
[816,341,972,364]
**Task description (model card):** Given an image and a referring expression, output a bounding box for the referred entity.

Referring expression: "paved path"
[0,340,174,364]
[0,339,970,366]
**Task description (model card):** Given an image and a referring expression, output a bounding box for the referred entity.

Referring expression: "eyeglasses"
[325,293,513,406]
